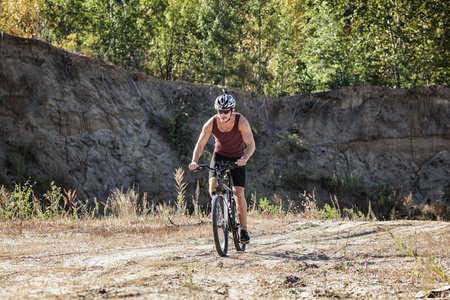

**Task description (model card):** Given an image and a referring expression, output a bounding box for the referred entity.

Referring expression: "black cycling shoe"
[240,228,250,244]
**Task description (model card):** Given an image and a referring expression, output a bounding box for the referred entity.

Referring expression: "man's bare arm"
[189,119,213,170]
[238,116,256,166]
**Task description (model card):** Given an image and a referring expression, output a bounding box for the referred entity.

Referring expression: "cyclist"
[189,93,256,244]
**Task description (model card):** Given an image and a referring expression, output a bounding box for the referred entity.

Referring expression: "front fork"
[222,193,229,228]
[213,191,229,228]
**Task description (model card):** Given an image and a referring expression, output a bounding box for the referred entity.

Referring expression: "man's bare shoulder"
[238,114,251,129]
[202,115,215,132]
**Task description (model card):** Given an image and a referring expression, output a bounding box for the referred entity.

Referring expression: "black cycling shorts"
[209,152,246,188]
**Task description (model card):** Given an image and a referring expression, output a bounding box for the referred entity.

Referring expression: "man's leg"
[233,186,249,244]
[232,186,247,227]
[209,177,218,197]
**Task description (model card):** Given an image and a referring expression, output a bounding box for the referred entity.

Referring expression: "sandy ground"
[1,216,449,299]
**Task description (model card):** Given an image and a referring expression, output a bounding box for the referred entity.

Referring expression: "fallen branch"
[167,216,209,227]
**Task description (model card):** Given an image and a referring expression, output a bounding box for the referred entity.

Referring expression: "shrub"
[0,180,35,220]
[258,197,282,214]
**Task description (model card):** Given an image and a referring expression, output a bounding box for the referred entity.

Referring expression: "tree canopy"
[1,0,448,96]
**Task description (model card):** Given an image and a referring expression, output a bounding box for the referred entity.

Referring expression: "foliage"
[298,0,357,91]
[0,180,35,220]
[370,179,398,220]
[258,197,282,214]
[0,174,445,222]
[159,98,196,162]
[319,203,339,220]
[276,131,308,159]
[42,181,63,218]
[345,0,450,88]
[331,171,367,198]
[2,0,447,96]
[0,0,45,38]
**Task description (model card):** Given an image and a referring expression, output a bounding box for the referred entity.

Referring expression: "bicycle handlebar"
[195,161,239,172]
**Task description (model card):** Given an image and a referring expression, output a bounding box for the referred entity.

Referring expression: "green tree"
[0,0,45,38]
[147,0,197,80]
[42,0,158,70]
[5,0,448,96]
[296,0,357,92]
[270,0,314,95]
[347,0,449,87]
[239,0,279,95]
[42,0,85,41]
[196,0,249,87]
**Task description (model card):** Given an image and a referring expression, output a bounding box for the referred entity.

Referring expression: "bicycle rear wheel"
[212,195,228,256]
[230,197,245,252]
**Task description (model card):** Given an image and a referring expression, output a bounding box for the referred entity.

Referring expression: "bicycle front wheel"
[230,198,245,252]
[212,195,228,257]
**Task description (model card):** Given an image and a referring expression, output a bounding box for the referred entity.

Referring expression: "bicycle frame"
[212,163,233,216]
[197,160,236,212]
[195,161,244,256]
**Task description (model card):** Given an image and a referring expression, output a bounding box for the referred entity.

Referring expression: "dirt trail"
[1,218,449,299]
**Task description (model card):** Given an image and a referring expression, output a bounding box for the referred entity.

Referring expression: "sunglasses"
[217,109,232,115]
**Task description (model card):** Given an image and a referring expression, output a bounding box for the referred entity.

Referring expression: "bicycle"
[195,161,246,256]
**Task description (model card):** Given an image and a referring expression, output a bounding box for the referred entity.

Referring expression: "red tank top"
[212,113,245,157]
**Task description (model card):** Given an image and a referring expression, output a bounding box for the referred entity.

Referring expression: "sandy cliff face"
[0,34,449,212]
[0,34,186,202]
[243,86,449,207]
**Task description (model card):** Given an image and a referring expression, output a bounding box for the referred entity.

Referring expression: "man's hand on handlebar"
[237,157,248,167]
[189,161,241,172]
[189,161,198,171]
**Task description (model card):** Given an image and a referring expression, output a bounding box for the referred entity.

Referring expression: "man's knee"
[209,178,217,194]
[233,186,245,199]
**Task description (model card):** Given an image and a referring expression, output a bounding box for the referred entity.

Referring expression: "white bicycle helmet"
[214,94,236,110]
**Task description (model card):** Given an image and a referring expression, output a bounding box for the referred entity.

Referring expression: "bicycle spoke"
[230,197,245,252]
[194,162,245,256]
[212,195,228,256]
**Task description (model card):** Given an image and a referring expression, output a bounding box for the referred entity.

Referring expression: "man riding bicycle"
[189,93,256,244]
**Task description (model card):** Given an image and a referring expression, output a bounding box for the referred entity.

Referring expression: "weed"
[388,230,418,258]
[184,266,195,289]
[342,207,366,220]
[300,190,321,220]
[141,191,154,215]
[319,203,339,219]
[0,186,9,208]
[155,201,175,220]
[192,181,201,218]
[42,181,63,218]
[107,187,140,218]
[62,189,79,219]
[388,230,449,290]
[258,197,282,214]
[249,192,258,213]
[0,180,35,220]
[174,167,187,216]
[276,131,308,160]
[330,171,367,199]
[372,180,398,219]
[157,99,198,162]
